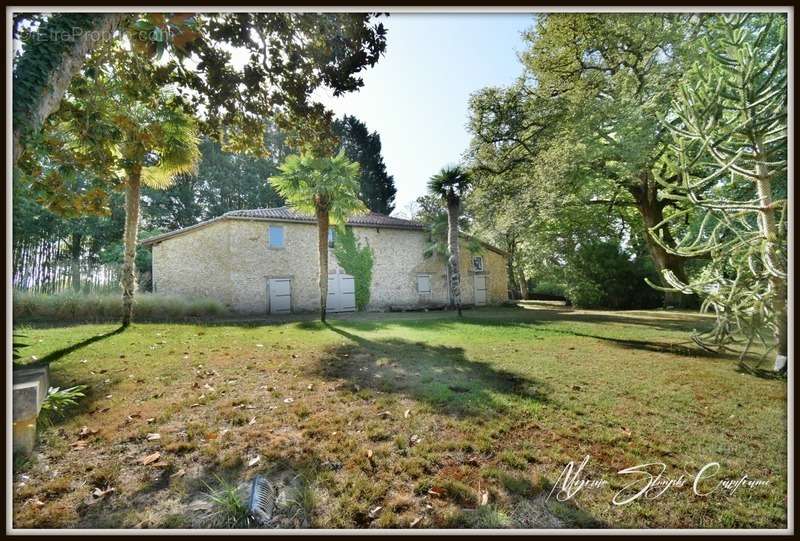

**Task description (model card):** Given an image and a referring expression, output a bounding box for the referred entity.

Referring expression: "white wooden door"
[268,278,292,314]
[474,274,487,306]
[327,270,356,313]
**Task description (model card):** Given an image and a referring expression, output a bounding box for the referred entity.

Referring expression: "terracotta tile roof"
[140,206,508,256]
[141,207,424,246]
[224,207,425,230]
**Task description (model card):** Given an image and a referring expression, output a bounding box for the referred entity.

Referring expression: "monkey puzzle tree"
[651,14,787,371]
[428,166,472,317]
[270,152,365,322]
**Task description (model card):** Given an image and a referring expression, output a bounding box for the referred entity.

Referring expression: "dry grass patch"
[12,305,786,529]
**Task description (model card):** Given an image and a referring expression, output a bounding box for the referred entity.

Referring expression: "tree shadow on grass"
[314,323,551,419]
[21,325,127,369]
[302,304,712,337]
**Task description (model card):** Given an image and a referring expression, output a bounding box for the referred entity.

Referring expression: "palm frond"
[270,150,366,222]
[428,165,472,202]
[141,104,201,189]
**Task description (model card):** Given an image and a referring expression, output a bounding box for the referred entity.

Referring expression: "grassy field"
[12,303,787,529]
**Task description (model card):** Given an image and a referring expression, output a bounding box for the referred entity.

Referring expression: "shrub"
[562,240,664,310]
[13,290,230,323]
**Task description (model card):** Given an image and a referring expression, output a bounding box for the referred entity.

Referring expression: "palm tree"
[270,151,365,322]
[428,166,472,317]
[117,101,201,326]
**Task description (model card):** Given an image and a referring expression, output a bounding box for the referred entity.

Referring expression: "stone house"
[141,207,509,314]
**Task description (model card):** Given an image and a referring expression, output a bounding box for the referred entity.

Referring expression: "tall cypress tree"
[333,115,397,214]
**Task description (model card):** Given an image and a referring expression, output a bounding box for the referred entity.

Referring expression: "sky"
[317,13,534,216]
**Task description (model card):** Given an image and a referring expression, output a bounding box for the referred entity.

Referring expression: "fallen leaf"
[428,486,446,498]
[410,517,422,528]
[146,433,161,441]
[283,398,294,404]
[404,409,411,419]
[307,384,314,390]
[366,449,374,459]
[140,452,161,465]
[146,418,155,423]
[479,490,489,506]
[78,426,98,439]
[71,440,88,450]
[31,498,45,508]
[91,486,115,499]
[248,417,256,426]
[368,505,383,519]
[410,434,421,446]
[377,411,392,419]
[105,395,113,399]
[190,403,201,408]
[171,468,186,478]
[152,461,169,468]
[248,455,261,467]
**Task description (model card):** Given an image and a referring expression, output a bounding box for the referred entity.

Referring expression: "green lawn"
[12,303,787,529]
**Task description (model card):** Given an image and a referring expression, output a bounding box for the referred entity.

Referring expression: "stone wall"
[152,219,233,304]
[457,241,509,305]
[150,218,509,314]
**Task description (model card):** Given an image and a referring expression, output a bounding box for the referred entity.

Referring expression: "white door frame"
[327,269,356,313]
[474,273,487,306]
[267,277,292,314]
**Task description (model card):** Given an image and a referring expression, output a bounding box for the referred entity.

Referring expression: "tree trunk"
[317,208,330,322]
[13,14,126,164]
[630,179,696,309]
[446,199,462,316]
[121,167,141,326]
[753,140,788,371]
[516,263,529,300]
[70,232,82,292]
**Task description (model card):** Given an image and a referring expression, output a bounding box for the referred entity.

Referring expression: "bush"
[563,240,664,310]
[13,291,229,323]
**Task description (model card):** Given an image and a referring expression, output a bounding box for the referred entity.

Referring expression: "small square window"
[269,225,284,249]
[473,256,484,272]
[328,228,336,248]
[417,274,431,295]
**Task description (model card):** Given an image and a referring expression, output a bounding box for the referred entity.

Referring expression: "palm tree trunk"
[446,199,462,317]
[317,208,330,322]
[121,167,141,326]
